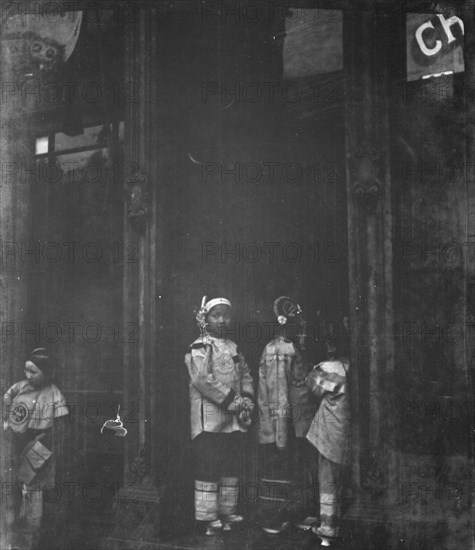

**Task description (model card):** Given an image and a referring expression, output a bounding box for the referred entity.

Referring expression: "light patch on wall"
[55,125,107,152]
[35,136,48,155]
[56,148,109,178]
[283,9,343,79]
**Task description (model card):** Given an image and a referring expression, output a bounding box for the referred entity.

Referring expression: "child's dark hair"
[324,331,350,359]
[29,348,53,381]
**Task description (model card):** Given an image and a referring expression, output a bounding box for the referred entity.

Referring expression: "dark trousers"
[192,431,242,481]
[257,437,318,524]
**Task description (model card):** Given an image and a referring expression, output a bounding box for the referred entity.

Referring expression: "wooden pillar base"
[103,486,161,550]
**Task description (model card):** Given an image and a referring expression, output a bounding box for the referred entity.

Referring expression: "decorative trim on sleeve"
[221,389,237,410]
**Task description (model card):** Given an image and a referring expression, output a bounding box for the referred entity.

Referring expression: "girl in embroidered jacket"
[305,333,350,546]
[184,297,255,536]
[256,297,316,533]
[3,348,69,550]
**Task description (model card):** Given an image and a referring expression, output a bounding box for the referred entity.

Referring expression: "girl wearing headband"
[185,296,255,535]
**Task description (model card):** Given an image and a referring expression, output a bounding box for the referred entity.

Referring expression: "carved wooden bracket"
[351,146,382,209]
[127,448,151,485]
[360,454,388,499]
[125,168,150,230]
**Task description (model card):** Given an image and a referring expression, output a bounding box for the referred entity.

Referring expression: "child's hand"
[242,397,254,413]
[238,409,252,427]
[227,395,245,414]
[305,373,317,390]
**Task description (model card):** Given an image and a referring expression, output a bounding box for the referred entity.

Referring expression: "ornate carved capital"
[360,454,388,499]
[3,11,82,76]
[4,34,64,74]
[126,448,152,486]
[351,146,382,209]
[125,168,150,230]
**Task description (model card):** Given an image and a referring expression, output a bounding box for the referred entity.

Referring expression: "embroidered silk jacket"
[185,335,254,440]
[4,380,69,433]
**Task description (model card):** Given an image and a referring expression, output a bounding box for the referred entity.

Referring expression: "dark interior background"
[24,6,349,540]
[17,3,473,548]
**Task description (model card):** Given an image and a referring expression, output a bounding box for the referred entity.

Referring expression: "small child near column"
[3,348,69,550]
[305,333,351,546]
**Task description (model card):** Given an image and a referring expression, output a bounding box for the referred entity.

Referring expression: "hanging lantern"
[2,10,82,75]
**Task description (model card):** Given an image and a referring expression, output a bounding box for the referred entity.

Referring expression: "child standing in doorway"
[305,332,351,547]
[256,296,316,534]
[3,348,69,550]
[184,297,255,536]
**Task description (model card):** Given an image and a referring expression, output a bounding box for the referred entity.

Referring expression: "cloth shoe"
[312,525,337,546]
[261,520,290,535]
[295,516,317,531]
[205,519,223,536]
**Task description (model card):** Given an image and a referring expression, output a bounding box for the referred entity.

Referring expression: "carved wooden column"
[343,1,399,531]
[122,2,158,486]
[108,5,161,546]
[0,56,33,550]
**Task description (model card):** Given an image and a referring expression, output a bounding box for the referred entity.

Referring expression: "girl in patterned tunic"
[305,334,350,546]
[3,348,69,550]
[184,297,255,535]
[256,296,316,534]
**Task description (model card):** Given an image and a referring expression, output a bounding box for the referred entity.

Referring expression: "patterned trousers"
[318,452,343,538]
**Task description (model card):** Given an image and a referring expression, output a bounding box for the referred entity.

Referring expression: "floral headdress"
[273,296,303,325]
[273,296,306,350]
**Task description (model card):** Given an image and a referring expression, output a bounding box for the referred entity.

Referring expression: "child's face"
[24,361,45,388]
[325,341,337,358]
[291,354,308,382]
[206,304,231,337]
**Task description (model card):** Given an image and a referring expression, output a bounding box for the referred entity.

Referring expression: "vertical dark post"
[123,4,159,484]
[118,0,160,521]
[462,4,475,549]
[0,46,32,550]
[343,0,398,526]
